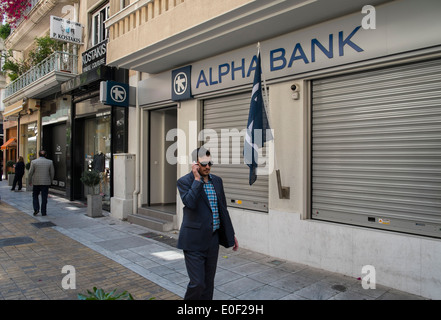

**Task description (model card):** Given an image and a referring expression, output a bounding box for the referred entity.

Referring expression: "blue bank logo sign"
[172,66,192,101]
[100,81,129,107]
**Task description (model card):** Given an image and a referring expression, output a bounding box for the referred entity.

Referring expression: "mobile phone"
[193,161,200,172]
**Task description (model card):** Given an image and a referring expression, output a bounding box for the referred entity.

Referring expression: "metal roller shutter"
[311,58,441,238]
[203,92,269,212]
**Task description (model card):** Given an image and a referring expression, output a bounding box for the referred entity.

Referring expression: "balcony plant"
[2,34,64,81]
[80,169,103,217]
[0,23,11,39]
[28,35,63,66]
[2,50,29,81]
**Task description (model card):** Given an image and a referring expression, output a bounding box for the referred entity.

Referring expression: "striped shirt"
[202,175,220,232]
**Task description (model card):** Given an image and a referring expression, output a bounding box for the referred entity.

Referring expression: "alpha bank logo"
[174,72,188,95]
[111,85,127,103]
[100,81,129,107]
[172,66,192,101]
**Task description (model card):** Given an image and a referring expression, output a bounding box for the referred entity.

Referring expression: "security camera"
[291,83,300,100]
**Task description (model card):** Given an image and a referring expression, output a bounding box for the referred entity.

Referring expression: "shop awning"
[1,138,17,150]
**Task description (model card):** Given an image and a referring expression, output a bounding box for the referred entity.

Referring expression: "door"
[148,107,177,213]
[43,123,67,190]
[84,114,111,209]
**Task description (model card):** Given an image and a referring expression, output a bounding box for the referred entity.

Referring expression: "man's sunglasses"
[199,161,213,167]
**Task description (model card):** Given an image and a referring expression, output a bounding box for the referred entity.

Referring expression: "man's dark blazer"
[177,172,235,251]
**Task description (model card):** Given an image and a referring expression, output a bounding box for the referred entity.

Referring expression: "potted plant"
[6,160,15,186]
[80,169,103,217]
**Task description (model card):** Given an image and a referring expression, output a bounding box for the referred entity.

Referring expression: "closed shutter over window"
[311,58,441,238]
[203,92,269,212]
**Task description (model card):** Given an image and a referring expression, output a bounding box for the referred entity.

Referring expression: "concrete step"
[138,206,175,222]
[128,214,174,232]
[128,206,177,232]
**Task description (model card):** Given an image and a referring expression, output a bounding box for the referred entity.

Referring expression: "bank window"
[92,4,109,46]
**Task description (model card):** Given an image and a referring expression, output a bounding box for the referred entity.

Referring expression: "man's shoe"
[42,213,47,216]
[33,211,39,216]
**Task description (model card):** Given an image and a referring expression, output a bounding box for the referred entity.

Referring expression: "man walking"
[28,150,54,216]
[11,156,25,191]
[177,147,238,300]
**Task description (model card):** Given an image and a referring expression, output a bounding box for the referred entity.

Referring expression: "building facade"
[1,0,440,300]
[105,0,441,299]
[0,0,129,207]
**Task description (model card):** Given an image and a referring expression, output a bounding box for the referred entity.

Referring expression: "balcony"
[5,0,77,51]
[4,51,78,106]
[105,0,255,73]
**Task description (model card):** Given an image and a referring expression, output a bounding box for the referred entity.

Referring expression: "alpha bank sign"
[187,1,441,96]
[191,22,374,96]
[170,23,372,100]
[50,16,83,44]
[195,26,364,90]
[171,66,192,101]
[160,1,441,104]
[100,81,129,107]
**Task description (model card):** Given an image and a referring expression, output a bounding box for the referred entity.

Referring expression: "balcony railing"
[106,0,185,41]
[5,51,78,98]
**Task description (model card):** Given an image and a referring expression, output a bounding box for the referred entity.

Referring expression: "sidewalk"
[0,180,427,300]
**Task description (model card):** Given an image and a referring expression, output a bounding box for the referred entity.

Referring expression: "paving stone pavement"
[0,195,179,300]
[0,180,428,300]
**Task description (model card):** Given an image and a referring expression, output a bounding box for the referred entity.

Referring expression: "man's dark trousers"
[33,185,49,214]
[183,230,219,300]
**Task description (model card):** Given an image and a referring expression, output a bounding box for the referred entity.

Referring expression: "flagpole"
[257,42,278,175]
[256,42,290,199]
[258,42,270,120]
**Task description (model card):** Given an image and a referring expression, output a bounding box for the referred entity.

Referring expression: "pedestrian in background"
[177,147,238,300]
[11,156,25,191]
[28,150,54,216]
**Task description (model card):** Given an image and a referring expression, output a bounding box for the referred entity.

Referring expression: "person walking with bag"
[28,150,54,216]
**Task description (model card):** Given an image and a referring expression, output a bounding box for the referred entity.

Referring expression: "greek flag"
[244,50,273,185]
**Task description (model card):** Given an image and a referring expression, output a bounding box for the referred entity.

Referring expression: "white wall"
[232,207,441,299]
